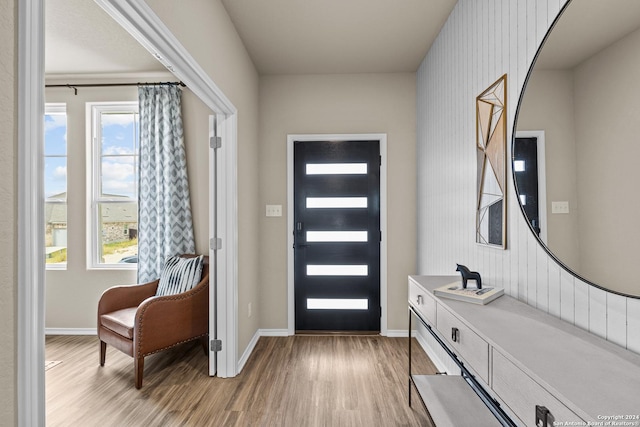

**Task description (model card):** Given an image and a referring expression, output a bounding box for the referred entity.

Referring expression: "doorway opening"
[19,1,239,423]
[287,134,388,335]
[514,130,547,242]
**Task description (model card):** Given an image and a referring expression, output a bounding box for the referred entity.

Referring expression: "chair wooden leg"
[100,341,106,366]
[134,356,144,389]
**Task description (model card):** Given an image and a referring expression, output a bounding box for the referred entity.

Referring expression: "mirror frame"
[511,0,640,299]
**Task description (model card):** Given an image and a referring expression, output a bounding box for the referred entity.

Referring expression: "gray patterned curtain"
[137,85,195,283]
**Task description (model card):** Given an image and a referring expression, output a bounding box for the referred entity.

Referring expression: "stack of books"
[433,282,504,305]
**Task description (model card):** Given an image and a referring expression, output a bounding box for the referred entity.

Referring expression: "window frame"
[44,103,68,270]
[86,101,139,270]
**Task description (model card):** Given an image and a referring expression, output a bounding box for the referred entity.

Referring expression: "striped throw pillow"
[155,255,204,297]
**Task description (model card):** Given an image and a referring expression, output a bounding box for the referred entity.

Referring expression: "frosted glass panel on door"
[306,163,368,175]
[306,264,369,276]
[306,197,368,209]
[307,298,369,310]
[306,231,368,242]
[514,160,525,172]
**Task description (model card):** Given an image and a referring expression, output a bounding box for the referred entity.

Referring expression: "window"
[88,102,139,268]
[44,104,68,268]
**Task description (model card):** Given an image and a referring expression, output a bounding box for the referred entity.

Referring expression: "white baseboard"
[45,328,97,336]
[259,329,290,337]
[237,330,261,374]
[236,329,291,373]
[386,329,419,337]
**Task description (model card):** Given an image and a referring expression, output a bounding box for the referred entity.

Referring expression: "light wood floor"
[46,335,437,426]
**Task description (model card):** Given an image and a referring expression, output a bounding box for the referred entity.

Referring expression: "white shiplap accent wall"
[416,0,640,353]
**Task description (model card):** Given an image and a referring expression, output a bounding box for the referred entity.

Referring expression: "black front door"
[514,137,541,236]
[294,140,381,332]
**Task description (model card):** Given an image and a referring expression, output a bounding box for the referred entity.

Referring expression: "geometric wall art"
[476,74,507,248]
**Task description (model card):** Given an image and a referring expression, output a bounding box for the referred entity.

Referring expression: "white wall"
[417,0,640,353]
[0,0,17,422]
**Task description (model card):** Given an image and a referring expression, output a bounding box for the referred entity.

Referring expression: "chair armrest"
[134,273,209,357]
[98,280,159,317]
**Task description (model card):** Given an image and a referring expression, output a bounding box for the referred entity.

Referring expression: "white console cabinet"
[409,275,640,427]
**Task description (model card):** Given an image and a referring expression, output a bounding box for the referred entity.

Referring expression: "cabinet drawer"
[409,280,436,325]
[492,349,584,427]
[436,303,489,383]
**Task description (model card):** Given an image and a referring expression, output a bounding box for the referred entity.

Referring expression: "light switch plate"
[552,201,569,214]
[266,204,282,217]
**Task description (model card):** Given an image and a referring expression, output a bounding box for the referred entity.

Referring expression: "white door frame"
[17,1,46,424]
[286,134,388,336]
[18,0,239,423]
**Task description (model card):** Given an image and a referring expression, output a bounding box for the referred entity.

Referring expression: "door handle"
[294,222,307,249]
[451,327,459,342]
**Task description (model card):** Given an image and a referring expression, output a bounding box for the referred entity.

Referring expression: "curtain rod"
[45,81,186,95]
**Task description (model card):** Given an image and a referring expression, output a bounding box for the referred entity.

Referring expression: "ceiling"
[45,0,458,76]
[45,0,640,78]
[534,0,640,70]
[220,0,458,74]
[45,0,166,76]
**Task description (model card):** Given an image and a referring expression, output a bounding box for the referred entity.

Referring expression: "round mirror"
[513,0,640,298]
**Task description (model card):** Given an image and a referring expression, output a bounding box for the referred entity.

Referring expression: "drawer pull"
[535,405,552,426]
[417,295,424,305]
[451,327,459,342]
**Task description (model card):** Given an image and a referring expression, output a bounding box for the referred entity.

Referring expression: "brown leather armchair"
[97,254,209,388]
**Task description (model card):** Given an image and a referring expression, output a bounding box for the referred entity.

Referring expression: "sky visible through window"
[43,112,139,199]
[100,112,139,199]
[44,110,68,265]
[44,113,67,198]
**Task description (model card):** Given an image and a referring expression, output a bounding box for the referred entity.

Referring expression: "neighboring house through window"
[45,103,68,268]
[88,102,139,268]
